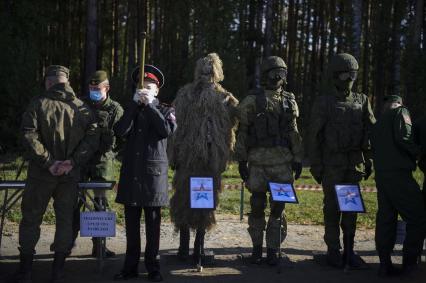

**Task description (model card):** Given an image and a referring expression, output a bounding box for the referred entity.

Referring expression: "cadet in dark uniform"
[371,95,426,277]
[413,114,426,203]
[113,65,177,282]
[70,70,123,257]
[15,65,99,283]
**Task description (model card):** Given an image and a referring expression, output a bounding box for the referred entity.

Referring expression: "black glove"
[238,161,249,182]
[310,166,323,184]
[292,162,302,180]
[364,163,372,180]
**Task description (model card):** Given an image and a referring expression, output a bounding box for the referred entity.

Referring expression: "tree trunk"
[361,0,370,95]
[263,0,274,57]
[83,0,98,97]
[351,0,362,60]
[112,0,120,77]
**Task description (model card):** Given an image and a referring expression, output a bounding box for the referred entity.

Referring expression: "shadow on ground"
[1,247,425,283]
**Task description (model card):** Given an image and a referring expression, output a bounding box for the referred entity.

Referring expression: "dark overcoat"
[114,100,176,206]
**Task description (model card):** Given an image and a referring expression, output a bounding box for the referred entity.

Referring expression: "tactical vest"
[323,93,367,152]
[247,90,290,148]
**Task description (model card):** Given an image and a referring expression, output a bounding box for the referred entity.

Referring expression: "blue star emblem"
[344,191,357,205]
[196,193,208,200]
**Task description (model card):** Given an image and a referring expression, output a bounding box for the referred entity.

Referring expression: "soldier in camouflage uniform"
[70,70,123,257]
[308,53,375,268]
[372,95,426,277]
[15,65,99,283]
[235,56,303,265]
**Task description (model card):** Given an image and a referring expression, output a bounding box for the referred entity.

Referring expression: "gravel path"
[1,215,425,283]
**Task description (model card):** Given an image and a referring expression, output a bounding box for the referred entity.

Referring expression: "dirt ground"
[1,215,425,283]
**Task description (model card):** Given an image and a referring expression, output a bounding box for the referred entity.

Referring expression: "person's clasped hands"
[48,160,73,176]
[133,88,156,106]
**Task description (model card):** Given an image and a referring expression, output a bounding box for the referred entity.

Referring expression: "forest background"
[0,0,425,150]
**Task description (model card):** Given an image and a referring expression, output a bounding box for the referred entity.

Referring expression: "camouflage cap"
[89,70,109,85]
[45,65,69,79]
[261,56,287,74]
[383,95,402,104]
[329,53,359,73]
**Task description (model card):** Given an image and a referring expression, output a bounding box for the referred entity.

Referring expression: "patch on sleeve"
[403,113,412,125]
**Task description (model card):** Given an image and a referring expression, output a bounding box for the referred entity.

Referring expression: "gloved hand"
[133,89,143,104]
[238,161,249,182]
[292,161,302,180]
[310,166,323,184]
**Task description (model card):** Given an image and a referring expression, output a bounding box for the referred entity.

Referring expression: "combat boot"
[402,254,419,276]
[326,248,343,268]
[177,227,190,261]
[342,235,367,269]
[266,248,278,266]
[250,245,262,264]
[14,252,33,283]
[378,252,401,278]
[50,252,66,283]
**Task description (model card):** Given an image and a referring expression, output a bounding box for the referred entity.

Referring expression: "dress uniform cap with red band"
[131,64,164,88]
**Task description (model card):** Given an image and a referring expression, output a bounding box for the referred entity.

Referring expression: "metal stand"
[344,234,351,272]
[240,182,245,221]
[277,215,283,274]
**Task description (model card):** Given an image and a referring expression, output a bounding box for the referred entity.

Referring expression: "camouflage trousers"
[246,163,293,249]
[19,177,78,254]
[322,166,362,250]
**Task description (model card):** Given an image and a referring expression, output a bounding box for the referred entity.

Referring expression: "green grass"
[1,155,424,228]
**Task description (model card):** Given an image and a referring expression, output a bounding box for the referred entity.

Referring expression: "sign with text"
[80,211,116,237]
[190,177,214,209]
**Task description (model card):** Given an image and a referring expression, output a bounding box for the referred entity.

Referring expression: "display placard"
[334,184,366,213]
[80,211,116,237]
[268,182,299,203]
[190,177,214,209]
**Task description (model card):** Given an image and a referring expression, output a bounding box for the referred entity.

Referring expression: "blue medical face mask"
[89,90,104,102]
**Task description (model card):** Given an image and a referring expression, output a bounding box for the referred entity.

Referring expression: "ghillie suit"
[169,53,238,262]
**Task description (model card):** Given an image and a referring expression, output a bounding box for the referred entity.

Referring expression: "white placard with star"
[190,177,214,209]
[335,184,366,213]
[268,182,298,203]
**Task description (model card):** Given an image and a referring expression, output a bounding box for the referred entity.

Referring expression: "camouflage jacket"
[21,83,99,180]
[308,89,375,173]
[82,96,124,180]
[235,88,303,165]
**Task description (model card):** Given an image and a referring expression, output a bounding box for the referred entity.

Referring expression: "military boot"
[266,248,278,266]
[402,254,419,276]
[326,248,343,268]
[193,229,205,265]
[51,252,66,283]
[250,245,262,264]
[177,227,190,261]
[378,251,401,278]
[342,235,367,269]
[14,252,33,283]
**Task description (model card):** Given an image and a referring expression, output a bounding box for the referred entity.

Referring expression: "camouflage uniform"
[71,71,124,255]
[17,65,99,283]
[235,56,303,264]
[308,53,375,267]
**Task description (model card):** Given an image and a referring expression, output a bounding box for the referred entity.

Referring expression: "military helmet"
[329,53,359,73]
[261,56,287,74]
